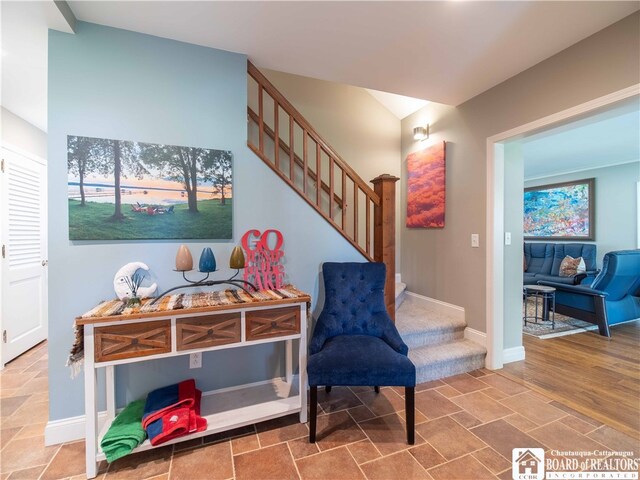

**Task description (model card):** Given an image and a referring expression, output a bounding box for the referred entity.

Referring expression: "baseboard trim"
[503,346,525,364]
[404,291,465,321]
[45,412,109,446]
[464,327,487,347]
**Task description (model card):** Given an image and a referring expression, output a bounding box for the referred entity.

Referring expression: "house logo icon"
[512,448,544,480]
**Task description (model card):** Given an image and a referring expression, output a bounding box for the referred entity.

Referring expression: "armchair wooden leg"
[594,297,611,337]
[405,386,415,445]
[309,386,318,443]
[374,386,380,393]
[325,386,332,393]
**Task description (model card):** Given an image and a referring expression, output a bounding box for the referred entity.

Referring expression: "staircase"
[247,62,398,317]
[246,62,486,381]
[396,293,487,383]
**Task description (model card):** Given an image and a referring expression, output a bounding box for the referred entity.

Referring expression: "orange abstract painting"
[406,141,446,228]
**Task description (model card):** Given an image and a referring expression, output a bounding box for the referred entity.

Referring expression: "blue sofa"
[539,250,640,337]
[524,242,598,286]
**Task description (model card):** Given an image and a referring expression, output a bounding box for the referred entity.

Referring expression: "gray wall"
[400,12,640,333]
[261,70,401,189]
[48,23,365,421]
[525,162,640,264]
[2,107,47,159]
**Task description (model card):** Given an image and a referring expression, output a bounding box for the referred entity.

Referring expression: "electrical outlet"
[505,232,512,245]
[189,352,202,369]
[471,234,480,248]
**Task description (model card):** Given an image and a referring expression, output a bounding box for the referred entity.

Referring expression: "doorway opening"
[485,85,640,437]
[485,84,639,370]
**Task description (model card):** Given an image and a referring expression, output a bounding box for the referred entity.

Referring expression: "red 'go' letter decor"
[241,229,285,290]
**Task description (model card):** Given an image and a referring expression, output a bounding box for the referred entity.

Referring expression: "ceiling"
[67,1,638,105]
[365,89,428,120]
[1,1,73,132]
[522,97,640,180]
[2,1,638,133]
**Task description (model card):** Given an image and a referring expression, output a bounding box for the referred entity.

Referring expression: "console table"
[76,294,310,478]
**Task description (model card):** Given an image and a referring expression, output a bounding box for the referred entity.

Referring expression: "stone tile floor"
[1,342,638,479]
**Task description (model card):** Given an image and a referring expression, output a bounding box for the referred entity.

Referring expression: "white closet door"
[1,146,48,365]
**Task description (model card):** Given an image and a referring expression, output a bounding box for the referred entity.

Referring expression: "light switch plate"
[471,234,480,248]
[505,232,512,245]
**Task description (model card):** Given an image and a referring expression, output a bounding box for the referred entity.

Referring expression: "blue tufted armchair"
[307,262,416,444]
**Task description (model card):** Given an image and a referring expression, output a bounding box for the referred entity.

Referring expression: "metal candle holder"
[151,269,257,303]
[151,245,256,304]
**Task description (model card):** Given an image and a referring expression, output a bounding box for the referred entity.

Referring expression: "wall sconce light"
[413,125,429,141]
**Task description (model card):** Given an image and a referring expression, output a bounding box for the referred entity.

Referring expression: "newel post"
[371,174,399,321]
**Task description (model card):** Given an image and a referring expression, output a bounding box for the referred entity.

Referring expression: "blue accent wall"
[48,22,364,421]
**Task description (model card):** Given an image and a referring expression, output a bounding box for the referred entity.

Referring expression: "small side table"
[523,285,556,329]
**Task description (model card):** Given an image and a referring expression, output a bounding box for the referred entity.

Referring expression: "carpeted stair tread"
[396,296,467,346]
[409,339,487,384]
[393,291,487,382]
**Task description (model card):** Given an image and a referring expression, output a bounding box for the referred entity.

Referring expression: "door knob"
[42,260,48,266]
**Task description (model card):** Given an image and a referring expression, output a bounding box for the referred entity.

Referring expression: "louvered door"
[1,146,48,365]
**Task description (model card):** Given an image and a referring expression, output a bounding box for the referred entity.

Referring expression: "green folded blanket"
[100,399,147,463]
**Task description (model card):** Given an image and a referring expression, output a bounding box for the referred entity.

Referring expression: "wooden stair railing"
[247,108,344,209]
[247,61,399,319]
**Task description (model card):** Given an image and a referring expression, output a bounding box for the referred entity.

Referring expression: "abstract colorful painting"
[68,135,232,240]
[524,178,594,240]
[406,141,446,228]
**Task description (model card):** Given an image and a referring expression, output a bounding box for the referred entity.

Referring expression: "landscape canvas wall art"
[406,141,446,228]
[524,178,594,240]
[68,135,233,240]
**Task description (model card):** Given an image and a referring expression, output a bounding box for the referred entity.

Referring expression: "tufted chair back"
[311,262,391,352]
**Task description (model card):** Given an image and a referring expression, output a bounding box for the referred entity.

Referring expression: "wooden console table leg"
[84,325,98,479]
[299,304,308,423]
[285,340,293,384]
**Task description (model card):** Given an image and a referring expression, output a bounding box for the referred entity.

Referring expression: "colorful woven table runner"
[79,285,309,319]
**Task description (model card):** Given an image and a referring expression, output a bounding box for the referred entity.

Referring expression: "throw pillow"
[559,255,586,277]
[577,257,586,274]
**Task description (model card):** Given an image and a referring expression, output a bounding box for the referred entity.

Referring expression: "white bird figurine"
[113,262,158,300]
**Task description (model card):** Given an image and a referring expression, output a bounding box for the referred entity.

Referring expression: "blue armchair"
[539,250,640,337]
[307,262,416,444]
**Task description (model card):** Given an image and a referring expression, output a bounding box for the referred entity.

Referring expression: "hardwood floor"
[502,320,640,440]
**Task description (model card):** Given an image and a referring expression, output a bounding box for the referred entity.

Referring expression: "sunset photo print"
[67,135,232,240]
